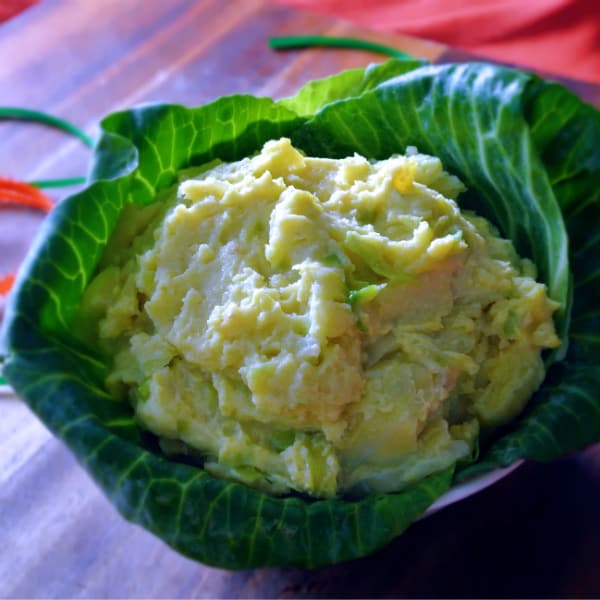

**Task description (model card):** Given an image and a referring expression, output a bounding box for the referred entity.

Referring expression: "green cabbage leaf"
[2,60,599,568]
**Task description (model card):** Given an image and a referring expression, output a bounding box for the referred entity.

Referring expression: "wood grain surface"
[1,1,599,598]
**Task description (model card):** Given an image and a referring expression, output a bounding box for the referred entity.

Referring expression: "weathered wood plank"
[1,0,599,597]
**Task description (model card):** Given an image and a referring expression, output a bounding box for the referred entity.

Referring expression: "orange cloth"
[272,0,600,84]
[0,0,37,23]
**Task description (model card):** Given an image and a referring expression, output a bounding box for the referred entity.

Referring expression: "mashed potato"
[80,138,560,498]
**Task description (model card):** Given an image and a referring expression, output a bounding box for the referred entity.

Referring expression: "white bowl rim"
[422,459,524,518]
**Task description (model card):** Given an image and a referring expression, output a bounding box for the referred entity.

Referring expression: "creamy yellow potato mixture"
[81,138,560,497]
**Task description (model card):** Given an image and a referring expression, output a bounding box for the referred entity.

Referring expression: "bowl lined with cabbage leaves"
[1,59,599,569]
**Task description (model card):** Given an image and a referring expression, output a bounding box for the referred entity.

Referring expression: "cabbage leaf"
[2,60,599,568]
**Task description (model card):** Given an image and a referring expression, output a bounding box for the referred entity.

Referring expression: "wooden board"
[1,1,599,597]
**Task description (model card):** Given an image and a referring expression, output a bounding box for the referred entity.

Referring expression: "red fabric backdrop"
[0,0,37,23]
[272,0,600,84]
